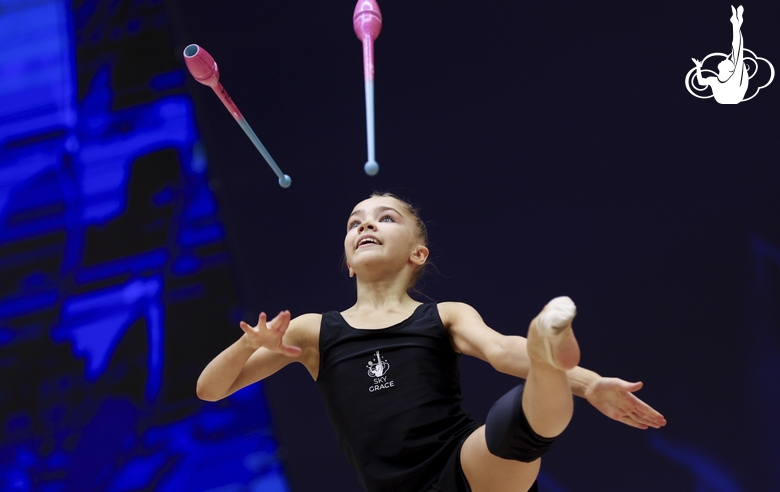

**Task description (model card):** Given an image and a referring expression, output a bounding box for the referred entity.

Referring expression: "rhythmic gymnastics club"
[183,44,291,188]
[353,0,382,176]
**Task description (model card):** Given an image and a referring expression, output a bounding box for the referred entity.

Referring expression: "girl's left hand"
[584,378,667,430]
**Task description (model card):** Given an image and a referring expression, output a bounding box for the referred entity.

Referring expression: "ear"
[409,245,429,267]
[347,262,355,278]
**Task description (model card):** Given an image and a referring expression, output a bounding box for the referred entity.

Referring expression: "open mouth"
[357,236,381,249]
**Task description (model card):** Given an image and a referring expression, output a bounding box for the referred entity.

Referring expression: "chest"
[340,305,426,330]
[319,328,461,400]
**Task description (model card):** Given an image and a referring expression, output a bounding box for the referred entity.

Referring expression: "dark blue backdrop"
[2,0,779,491]
[168,1,780,491]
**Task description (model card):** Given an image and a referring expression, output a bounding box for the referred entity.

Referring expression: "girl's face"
[344,196,427,280]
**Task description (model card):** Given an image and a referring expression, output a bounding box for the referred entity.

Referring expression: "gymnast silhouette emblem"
[686,5,774,104]
[366,350,390,377]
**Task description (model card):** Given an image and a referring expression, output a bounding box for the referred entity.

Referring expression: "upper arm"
[438,302,529,378]
[438,302,506,361]
[228,313,321,395]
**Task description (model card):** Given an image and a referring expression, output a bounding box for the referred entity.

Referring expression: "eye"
[380,215,394,223]
[348,220,361,230]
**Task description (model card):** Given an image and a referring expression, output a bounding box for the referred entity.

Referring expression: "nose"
[358,220,376,233]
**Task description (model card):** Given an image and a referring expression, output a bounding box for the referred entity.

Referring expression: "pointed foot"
[528,297,581,371]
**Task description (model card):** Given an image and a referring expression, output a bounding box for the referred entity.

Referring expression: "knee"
[484,385,557,463]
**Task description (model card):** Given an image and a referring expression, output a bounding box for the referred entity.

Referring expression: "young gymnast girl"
[197,193,666,492]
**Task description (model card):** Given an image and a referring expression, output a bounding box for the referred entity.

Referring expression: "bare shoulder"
[437,301,484,328]
[289,312,322,329]
[285,313,322,350]
[437,301,501,359]
[285,313,321,376]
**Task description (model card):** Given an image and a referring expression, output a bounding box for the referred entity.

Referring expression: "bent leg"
[460,298,580,492]
[523,296,579,437]
[461,426,541,492]
[485,385,557,461]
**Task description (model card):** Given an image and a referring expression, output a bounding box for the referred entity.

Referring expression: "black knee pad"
[484,384,557,462]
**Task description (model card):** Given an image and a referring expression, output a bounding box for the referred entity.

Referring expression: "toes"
[538,296,577,335]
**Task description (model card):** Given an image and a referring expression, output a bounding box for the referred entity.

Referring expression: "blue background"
[0,0,287,490]
[2,0,779,491]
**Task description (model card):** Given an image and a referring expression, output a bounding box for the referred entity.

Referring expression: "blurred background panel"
[0,0,288,490]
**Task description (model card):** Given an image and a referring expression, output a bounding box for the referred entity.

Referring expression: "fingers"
[633,407,666,428]
[255,310,290,332]
[240,311,298,356]
[279,343,303,357]
[630,395,664,419]
[639,412,667,428]
[633,403,666,425]
[620,397,666,428]
[239,320,253,332]
[271,311,301,357]
[622,380,643,392]
[592,378,667,430]
[268,310,292,332]
[606,380,665,429]
[621,382,667,426]
[618,415,648,430]
[614,406,657,430]
[628,410,663,429]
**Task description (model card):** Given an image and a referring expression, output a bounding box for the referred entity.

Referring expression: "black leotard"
[316,303,480,492]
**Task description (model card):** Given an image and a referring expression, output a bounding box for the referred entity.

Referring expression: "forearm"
[489,336,600,398]
[489,335,531,378]
[197,334,256,401]
[567,365,600,398]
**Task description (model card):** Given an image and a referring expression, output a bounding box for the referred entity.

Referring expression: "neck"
[352,273,415,311]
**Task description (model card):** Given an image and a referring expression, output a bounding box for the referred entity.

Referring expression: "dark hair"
[368,192,429,290]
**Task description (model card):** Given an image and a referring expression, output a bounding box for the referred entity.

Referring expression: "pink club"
[353,0,382,176]
[183,44,291,188]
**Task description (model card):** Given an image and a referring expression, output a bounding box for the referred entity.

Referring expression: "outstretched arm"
[439,302,666,429]
[196,311,320,401]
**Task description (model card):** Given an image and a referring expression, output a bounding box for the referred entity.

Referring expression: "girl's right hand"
[239,311,302,357]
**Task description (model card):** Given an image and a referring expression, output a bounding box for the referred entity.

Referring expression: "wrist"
[238,333,261,353]
[567,366,600,398]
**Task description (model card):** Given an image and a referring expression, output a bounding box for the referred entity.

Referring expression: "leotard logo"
[685,5,774,104]
[366,350,394,393]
